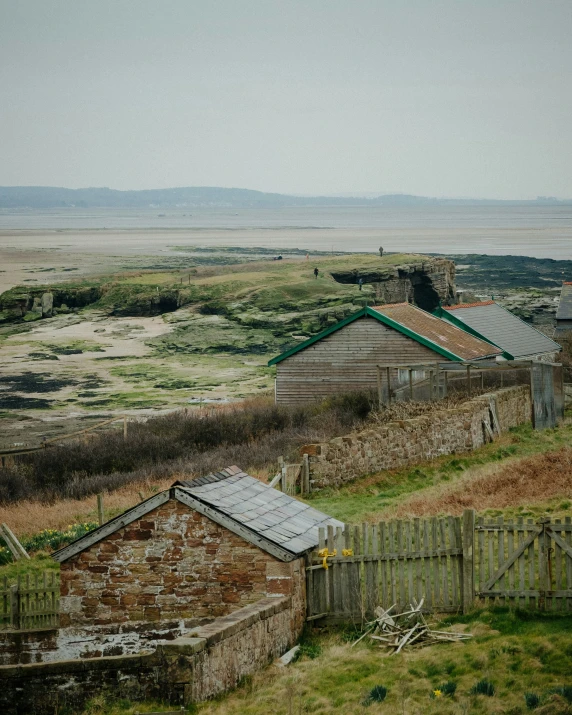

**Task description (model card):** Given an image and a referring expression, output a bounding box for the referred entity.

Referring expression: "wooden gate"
[306,517,465,623]
[306,513,572,624]
[475,516,572,610]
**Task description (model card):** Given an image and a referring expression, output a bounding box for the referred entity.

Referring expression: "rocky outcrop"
[330,257,457,312]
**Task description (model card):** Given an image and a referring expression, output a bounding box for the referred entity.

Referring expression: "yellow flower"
[433,690,442,698]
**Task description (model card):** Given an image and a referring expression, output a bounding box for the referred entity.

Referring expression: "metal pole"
[467,365,472,396]
[480,371,484,390]
[376,367,382,408]
[429,370,434,401]
[435,363,440,400]
[123,416,128,440]
[444,370,448,397]
[409,369,413,401]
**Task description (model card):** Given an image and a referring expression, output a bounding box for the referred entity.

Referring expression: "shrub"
[21,522,98,553]
[524,692,541,710]
[437,681,457,697]
[471,679,495,697]
[363,685,388,705]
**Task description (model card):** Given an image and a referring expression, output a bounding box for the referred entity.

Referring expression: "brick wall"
[60,498,303,628]
[302,386,531,489]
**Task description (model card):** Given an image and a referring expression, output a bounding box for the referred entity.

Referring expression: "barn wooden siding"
[275,315,449,405]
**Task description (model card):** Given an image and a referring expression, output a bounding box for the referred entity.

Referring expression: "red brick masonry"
[60,498,304,627]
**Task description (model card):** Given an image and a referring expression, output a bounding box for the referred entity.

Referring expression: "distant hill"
[0,186,570,209]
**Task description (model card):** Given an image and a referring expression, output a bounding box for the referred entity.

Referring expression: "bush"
[436,681,457,697]
[471,679,495,697]
[0,394,374,503]
[22,522,98,553]
[524,692,541,710]
[363,685,388,705]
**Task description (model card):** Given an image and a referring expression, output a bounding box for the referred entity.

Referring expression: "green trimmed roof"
[268,304,499,366]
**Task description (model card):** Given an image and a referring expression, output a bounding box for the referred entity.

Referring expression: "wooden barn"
[269,303,501,405]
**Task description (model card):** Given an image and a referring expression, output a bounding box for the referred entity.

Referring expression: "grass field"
[79,608,572,715]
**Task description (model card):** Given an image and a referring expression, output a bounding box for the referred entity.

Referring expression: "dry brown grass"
[392,447,572,518]
[0,466,273,537]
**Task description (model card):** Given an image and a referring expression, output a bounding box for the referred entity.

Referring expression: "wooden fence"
[306,512,572,623]
[475,516,572,611]
[0,572,59,630]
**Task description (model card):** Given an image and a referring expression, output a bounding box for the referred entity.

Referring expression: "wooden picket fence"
[306,512,572,623]
[475,516,572,611]
[0,572,59,630]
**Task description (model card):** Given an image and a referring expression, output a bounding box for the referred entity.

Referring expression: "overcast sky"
[1,0,571,198]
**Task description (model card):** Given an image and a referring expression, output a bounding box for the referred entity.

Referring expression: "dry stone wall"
[0,595,300,715]
[302,386,531,489]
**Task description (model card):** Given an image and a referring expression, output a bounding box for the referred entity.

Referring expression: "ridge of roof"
[444,300,495,310]
[268,304,476,365]
[53,466,341,563]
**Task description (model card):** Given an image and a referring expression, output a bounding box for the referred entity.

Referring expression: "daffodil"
[433,690,442,698]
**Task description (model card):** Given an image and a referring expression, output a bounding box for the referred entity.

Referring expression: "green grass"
[0,553,59,582]
[302,419,572,523]
[78,608,572,715]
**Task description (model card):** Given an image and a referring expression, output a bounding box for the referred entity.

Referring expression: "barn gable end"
[59,496,301,628]
[274,314,450,405]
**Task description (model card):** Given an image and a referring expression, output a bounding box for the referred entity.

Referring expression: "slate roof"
[556,283,572,321]
[439,301,561,360]
[268,304,500,366]
[372,303,502,361]
[174,466,343,556]
[52,466,342,563]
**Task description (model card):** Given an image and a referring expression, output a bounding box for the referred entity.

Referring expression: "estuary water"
[1,205,571,259]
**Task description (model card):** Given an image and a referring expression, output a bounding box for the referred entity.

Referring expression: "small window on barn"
[397,369,426,384]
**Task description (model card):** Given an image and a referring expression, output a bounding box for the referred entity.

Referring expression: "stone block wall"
[302,386,531,489]
[0,595,301,715]
[60,498,301,628]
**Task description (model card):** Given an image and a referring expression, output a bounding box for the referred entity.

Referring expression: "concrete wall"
[60,498,289,627]
[0,595,301,715]
[302,386,531,489]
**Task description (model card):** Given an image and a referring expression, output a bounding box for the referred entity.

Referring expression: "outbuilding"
[53,466,341,629]
[268,303,501,405]
[434,300,561,360]
[556,283,572,336]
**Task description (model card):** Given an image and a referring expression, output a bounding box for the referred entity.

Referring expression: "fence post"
[10,584,18,630]
[462,509,475,613]
[123,416,128,440]
[302,453,310,495]
[386,367,391,406]
[538,518,550,610]
[97,494,105,526]
[376,367,382,408]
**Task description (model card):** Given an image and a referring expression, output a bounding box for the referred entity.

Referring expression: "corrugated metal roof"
[371,303,502,361]
[556,283,572,320]
[174,466,343,556]
[441,302,560,359]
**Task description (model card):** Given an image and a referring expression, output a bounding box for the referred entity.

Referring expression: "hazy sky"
[1,0,571,198]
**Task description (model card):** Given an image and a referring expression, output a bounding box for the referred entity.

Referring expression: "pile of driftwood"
[351,598,472,655]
